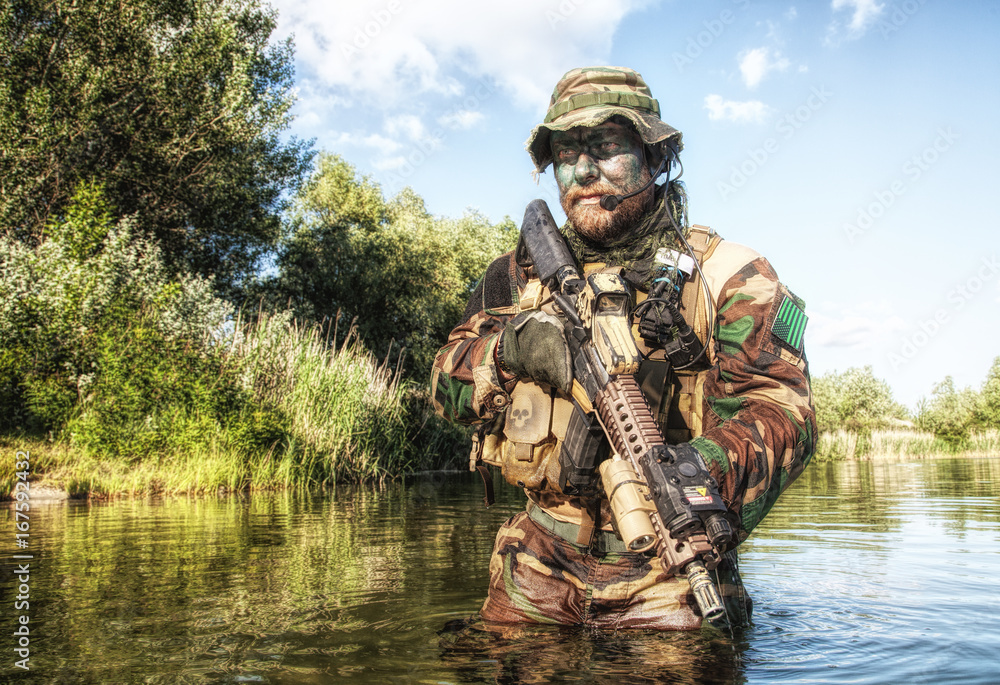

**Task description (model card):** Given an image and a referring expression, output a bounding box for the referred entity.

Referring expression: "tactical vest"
[473,226,723,495]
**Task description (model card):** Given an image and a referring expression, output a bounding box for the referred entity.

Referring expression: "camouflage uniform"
[430,67,816,631]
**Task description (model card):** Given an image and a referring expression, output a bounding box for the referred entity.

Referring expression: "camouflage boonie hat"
[526,66,683,173]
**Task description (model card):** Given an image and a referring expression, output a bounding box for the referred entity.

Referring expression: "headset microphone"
[599,156,669,211]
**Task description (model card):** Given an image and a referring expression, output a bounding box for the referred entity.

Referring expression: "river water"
[2,457,999,684]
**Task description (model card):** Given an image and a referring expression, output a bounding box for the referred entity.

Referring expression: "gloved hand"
[497,310,573,394]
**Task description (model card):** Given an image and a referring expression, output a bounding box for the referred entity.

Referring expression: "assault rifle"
[519,199,733,622]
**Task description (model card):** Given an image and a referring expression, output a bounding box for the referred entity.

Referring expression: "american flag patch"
[772,296,808,351]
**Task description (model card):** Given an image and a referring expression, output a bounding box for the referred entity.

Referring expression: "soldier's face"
[551,121,652,244]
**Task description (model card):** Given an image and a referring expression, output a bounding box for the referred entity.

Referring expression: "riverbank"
[1,304,470,500]
[813,428,1000,462]
[6,427,998,500]
[1,422,467,500]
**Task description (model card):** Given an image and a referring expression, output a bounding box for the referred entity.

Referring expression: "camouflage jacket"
[430,232,816,542]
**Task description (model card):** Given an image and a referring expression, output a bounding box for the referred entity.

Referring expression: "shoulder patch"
[771,295,808,351]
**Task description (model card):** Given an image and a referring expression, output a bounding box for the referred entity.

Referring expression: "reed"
[813,428,1000,462]
[228,308,413,485]
[2,309,450,498]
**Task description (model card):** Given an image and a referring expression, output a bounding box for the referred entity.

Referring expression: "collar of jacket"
[559,183,690,291]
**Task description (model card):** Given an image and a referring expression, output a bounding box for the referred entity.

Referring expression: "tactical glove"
[497,310,573,395]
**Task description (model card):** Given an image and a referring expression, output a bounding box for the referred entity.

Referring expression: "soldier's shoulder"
[703,236,767,280]
[705,239,763,273]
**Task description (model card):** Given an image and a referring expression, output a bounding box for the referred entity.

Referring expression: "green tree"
[811,366,907,434]
[262,153,518,379]
[916,376,979,448]
[0,0,312,294]
[974,356,1000,429]
[0,181,233,433]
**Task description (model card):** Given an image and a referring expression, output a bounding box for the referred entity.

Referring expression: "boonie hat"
[526,66,683,174]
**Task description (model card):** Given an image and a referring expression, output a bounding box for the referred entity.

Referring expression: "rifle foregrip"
[596,375,722,576]
[595,376,663,460]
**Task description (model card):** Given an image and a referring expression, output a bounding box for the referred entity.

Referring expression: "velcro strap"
[545,91,660,123]
[476,464,495,507]
[527,504,629,554]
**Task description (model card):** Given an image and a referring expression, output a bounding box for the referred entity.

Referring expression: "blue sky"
[270,0,1000,410]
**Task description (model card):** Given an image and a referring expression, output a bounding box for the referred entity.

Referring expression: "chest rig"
[472,226,722,498]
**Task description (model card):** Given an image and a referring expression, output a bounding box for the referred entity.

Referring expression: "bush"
[973,357,1000,430]
[0,182,232,434]
[66,310,242,459]
[916,376,979,449]
[259,153,519,380]
[811,366,908,435]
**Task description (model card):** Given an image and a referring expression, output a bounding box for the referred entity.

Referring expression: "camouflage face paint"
[551,121,653,244]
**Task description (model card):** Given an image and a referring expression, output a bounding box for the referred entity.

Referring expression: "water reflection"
[438,619,748,684]
[1,458,998,684]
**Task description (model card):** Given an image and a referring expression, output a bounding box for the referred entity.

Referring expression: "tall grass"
[0,188,470,498]
[814,428,1000,462]
[229,308,413,484]
[963,429,1000,456]
[2,309,467,498]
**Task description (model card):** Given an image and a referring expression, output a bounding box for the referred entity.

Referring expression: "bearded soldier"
[430,66,816,630]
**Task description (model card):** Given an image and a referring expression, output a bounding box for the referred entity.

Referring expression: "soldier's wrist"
[493,331,519,389]
[494,329,515,376]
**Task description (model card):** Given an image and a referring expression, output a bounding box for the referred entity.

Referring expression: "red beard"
[560,173,653,245]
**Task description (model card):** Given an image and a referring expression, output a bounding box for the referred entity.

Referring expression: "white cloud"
[703,94,772,124]
[360,133,403,153]
[291,81,354,131]
[808,302,908,350]
[438,109,485,130]
[272,0,657,172]
[763,20,781,44]
[372,156,409,171]
[369,115,446,170]
[738,47,791,89]
[828,0,886,42]
[385,114,428,142]
[318,131,355,148]
[272,0,652,109]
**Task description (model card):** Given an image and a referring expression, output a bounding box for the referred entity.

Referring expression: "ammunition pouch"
[634,225,721,443]
[477,380,589,493]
